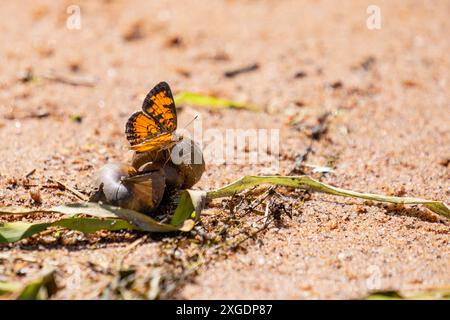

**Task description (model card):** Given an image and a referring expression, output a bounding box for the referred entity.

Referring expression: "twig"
[309,111,332,140]
[36,184,63,189]
[262,200,272,227]
[47,178,89,201]
[26,111,51,119]
[224,63,259,78]
[25,169,36,179]
[227,209,274,246]
[101,235,148,299]
[116,235,148,270]
[290,143,313,174]
[124,235,148,253]
[230,217,273,251]
[241,187,274,216]
[42,71,98,87]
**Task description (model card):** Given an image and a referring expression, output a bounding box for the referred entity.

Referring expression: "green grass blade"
[207,175,450,218]
[174,91,259,111]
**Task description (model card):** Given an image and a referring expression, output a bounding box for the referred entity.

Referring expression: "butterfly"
[125,81,181,153]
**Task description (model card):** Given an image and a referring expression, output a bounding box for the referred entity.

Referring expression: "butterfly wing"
[142,81,177,133]
[129,132,174,152]
[125,82,178,152]
[125,111,161,147]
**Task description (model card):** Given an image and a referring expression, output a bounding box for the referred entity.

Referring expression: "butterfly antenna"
[183,115,199,129]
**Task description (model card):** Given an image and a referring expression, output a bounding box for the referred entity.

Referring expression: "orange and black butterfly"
[126,82,180,153]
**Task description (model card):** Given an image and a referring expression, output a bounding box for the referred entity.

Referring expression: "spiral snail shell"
[93,137,205,214]
[131,136,205,188]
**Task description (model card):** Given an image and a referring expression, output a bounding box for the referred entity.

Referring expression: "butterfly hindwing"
[142,81,177,133]
[129,132,174,152]
[125,111,160,146]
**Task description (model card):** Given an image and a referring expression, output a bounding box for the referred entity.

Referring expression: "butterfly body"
[126,82,180,153]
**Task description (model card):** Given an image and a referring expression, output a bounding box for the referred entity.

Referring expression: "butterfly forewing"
[142,81,177,132]
[125,82,178,152]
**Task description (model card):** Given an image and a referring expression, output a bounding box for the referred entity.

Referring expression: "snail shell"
[131,136,205,189]
[95,163,166,214]
[93,137,205,214]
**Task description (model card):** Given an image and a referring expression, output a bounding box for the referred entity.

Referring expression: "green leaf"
[89,203,195,232]
[171,190,207,226]
[0,218,133,243]
[0,282,22,295]
[207,175,450,218]
[0,269,57,299]
[365,288,450,300]
[174,91,259,111]
[0,202,195,243]
[17,270,57,300]
[0,202,137,218]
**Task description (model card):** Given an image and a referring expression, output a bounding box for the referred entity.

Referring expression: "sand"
[0,0,448,299]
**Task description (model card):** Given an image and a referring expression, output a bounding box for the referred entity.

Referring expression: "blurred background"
[0,1,449,299]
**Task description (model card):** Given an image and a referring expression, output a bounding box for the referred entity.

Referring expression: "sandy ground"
[0,0,449,299]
